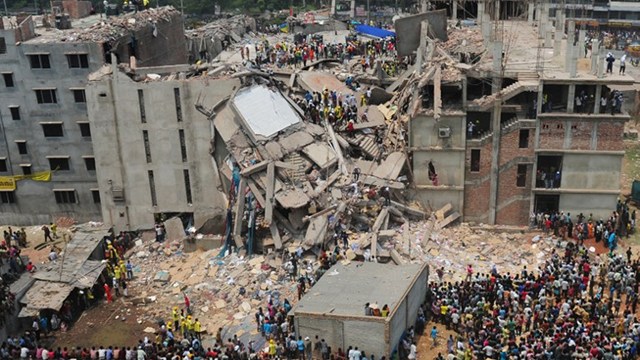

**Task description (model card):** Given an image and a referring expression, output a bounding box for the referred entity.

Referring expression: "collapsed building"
[401,4,633,225]
[185,15,257,63]
[87,3,634,259]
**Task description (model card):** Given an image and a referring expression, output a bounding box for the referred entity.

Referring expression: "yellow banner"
[15,170,52,182]
[0,170,53,191]
[0,177,16,191]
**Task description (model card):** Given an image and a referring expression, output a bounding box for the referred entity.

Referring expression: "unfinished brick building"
[407,2,634,225]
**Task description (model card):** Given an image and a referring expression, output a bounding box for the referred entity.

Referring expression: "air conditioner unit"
[112,188,125,202]
[438,127,451,138]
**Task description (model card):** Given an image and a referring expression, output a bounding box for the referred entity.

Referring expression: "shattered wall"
[87,65,240,230]
[112,11,188,67]
[410,114,465,217]
[186,15,256,63]
[394,10,448,57]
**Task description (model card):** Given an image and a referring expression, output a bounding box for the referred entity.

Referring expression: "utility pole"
[366,0,370,24]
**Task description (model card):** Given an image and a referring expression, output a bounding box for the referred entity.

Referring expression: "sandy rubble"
[120,218,559,348]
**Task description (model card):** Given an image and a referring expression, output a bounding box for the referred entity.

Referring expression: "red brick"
[568,121,592,150]
[597,122,625,151]
[538,120,565,149]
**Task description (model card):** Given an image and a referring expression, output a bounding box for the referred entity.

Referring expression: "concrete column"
[452,0,457,20]
[553,8,564,56]
[350,0,355,19]
[537,82,545,115]
[477,0,484,24]
[462,77,468,108]
[591,39,599,74]
[488,99,501,225]
[567,84,576,113]
[566,21,576,76]
[527,2,535,24]
[420,0,427,13]
[569,44,578,78]
[563,121,572,149]
[597,45,605,78]
[594,84,602,114]
[492,41,503,76]
[494,0,500,21]
[590,122,599,150]
[330,0,336,16]
[545,30,553,48]
[578,29,586,58]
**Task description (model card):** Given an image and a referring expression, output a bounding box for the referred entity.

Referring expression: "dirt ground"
[50,296,154,349]
[417,322,457,360]
[0,224,75,265]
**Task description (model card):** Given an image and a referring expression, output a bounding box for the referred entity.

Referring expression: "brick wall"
[538,120,565,149]
[496,128,533,225]
[498,129,534,166]
[62,0,93,19]
[597,122,625,151]
[14,16,35,42]
[496,199,530,225]
[464,180,491,222]
[568,121,592,150]
[464,140,493,222]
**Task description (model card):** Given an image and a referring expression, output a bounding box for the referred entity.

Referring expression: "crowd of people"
[430,201,640,359]
[238,32,404,76]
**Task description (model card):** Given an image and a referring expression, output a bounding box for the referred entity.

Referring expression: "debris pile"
[32,6,181,43]
[186,15,257,62]
[126,237,302,347]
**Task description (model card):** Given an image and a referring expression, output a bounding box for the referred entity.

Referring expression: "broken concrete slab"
[153,271,171,283]
[302,143,337,169]
[297,71,354,95]
[164,217,185,242]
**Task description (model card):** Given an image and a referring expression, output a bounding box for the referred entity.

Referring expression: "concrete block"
[164,217,185,242]
[153,270,171,283]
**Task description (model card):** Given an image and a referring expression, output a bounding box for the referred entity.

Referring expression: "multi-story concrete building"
[86,63,239,230]
[0,7,186,225]
[409,3,633,225]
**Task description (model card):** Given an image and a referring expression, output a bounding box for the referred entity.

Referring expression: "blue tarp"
[354,24,395,39]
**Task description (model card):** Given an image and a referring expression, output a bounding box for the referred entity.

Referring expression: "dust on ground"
[50,296,154,348]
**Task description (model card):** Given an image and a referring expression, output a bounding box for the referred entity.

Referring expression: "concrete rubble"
[35,7,181,43]
[186,15,257,62]
[124,237,302,348]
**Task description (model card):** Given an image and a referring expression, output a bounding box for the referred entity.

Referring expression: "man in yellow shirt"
[172,307,179,330]
[194,318,202,340]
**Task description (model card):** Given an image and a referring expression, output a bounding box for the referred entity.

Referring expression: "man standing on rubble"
[381,186,391,206]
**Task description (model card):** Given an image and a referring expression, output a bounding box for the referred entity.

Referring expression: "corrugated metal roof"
[20,280,74,313]
[232,85,301,139]
[33,230,107,284]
